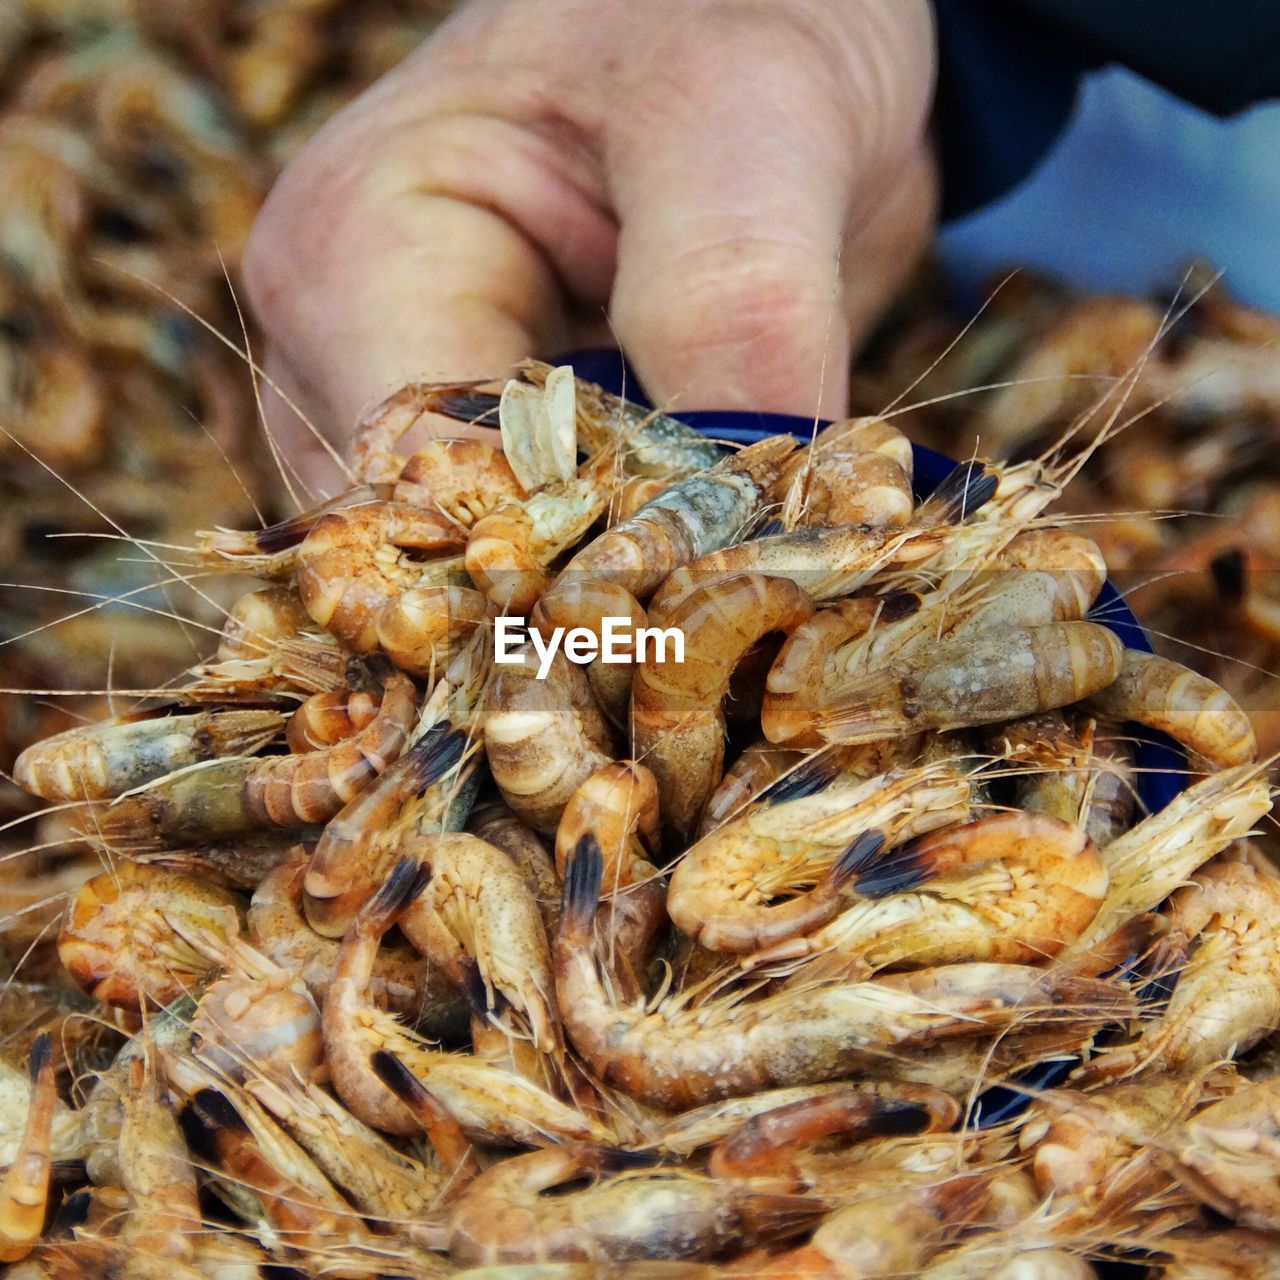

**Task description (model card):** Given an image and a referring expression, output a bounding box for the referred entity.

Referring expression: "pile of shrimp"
[4,345,1280,1280]
[0,0,456,812]
[859,263,1280,771]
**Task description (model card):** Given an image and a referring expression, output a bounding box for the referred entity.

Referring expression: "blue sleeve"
[935,0,1280,220]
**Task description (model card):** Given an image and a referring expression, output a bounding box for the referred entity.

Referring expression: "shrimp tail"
[182,1086,251,1146]
[757,752,847,806]
[0,1031,56,1263]
[359,857,432,936]
[27,1029,52,1082]
[453,955,504,1018]
[560,833,604,939]
[827,829,889,889]
[48,1189,91,1237]
[402,724,469,791]
[422,388,502,427]
[811,677,912,744]
[733,1192,826,1244]
[851,836,946,897]
[913,459,999,524]
[370,1050,477,1178]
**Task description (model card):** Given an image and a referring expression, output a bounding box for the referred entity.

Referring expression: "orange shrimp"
[808,622,1125,746]
[751,810,1108,975]
[1081,649,1258,768]
[103,660,418,839]
[556,434,796,600]
[529,578,650,727]
[58,862,242,1009]
[0,1035,55,1263]
[775,415,914,529]
[554,762,666,1001]
[285,688,382,754]
[294,499,466,652]
[632,571,814,840]
[556,837,1132,1109]
[483,647,615,834]
[392,437,527,525]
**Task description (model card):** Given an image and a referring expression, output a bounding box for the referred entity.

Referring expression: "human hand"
[245,0,937,492]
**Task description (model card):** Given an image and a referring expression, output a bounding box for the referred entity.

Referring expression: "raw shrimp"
[245,1066,470,1226]
[175,1082,382,1261]
[199,591,348,699]
[761,532,1101,750]
[352,377,494,484]
[706,1082,960,1187]
[1084,861,1280,1079]
[425,359,722,479]
[556,838,1132,1109]
[518,358,722,478]
[468,800,562,933]
[775,415,914,529]
[762,593,923,747]
[484,647,614,834]
[302,720,476,937]
[1020,1071,1222,1206]
[13,706,285,802]
[667,761,971,954]
[323,859,611,1144]
[286,687,382,754]
[445,1143,819,1266]
[530,578,650,726]
[643,525,936,626]
[1169,1076,1280,1230]
[555,762,666,1001]
[755,1170,993,1279]
[644,461,996,625]
[197,487,380,581]
[758,810,1108,975]
[78,997,191,1189]
[808,622,1125,746]
[185,929,325,1085]
[216,585,314,661]
[294,499,466,652]
[556,435,796,601]
[698,741,807,838]
[0,1035,54,1263]
[1058,762,1273,964]
[105,659,418,839]
[398,832,562,1066]
[375,584,495,679]
[634,572,813,839]
[993,713,1136,847]
[465,450,622,615]
[118,1054,202,1264]
[58,861,242,1008]
[248,847,466,1030]
[1082,649,1258,768]
[393,437,527,524]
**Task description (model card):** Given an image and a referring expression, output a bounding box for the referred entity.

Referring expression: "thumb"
[605,5,934,420]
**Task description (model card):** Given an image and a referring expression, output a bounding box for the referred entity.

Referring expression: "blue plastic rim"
[562,347,1187,819]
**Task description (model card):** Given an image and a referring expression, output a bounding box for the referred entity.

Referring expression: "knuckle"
[624,242,833,356]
